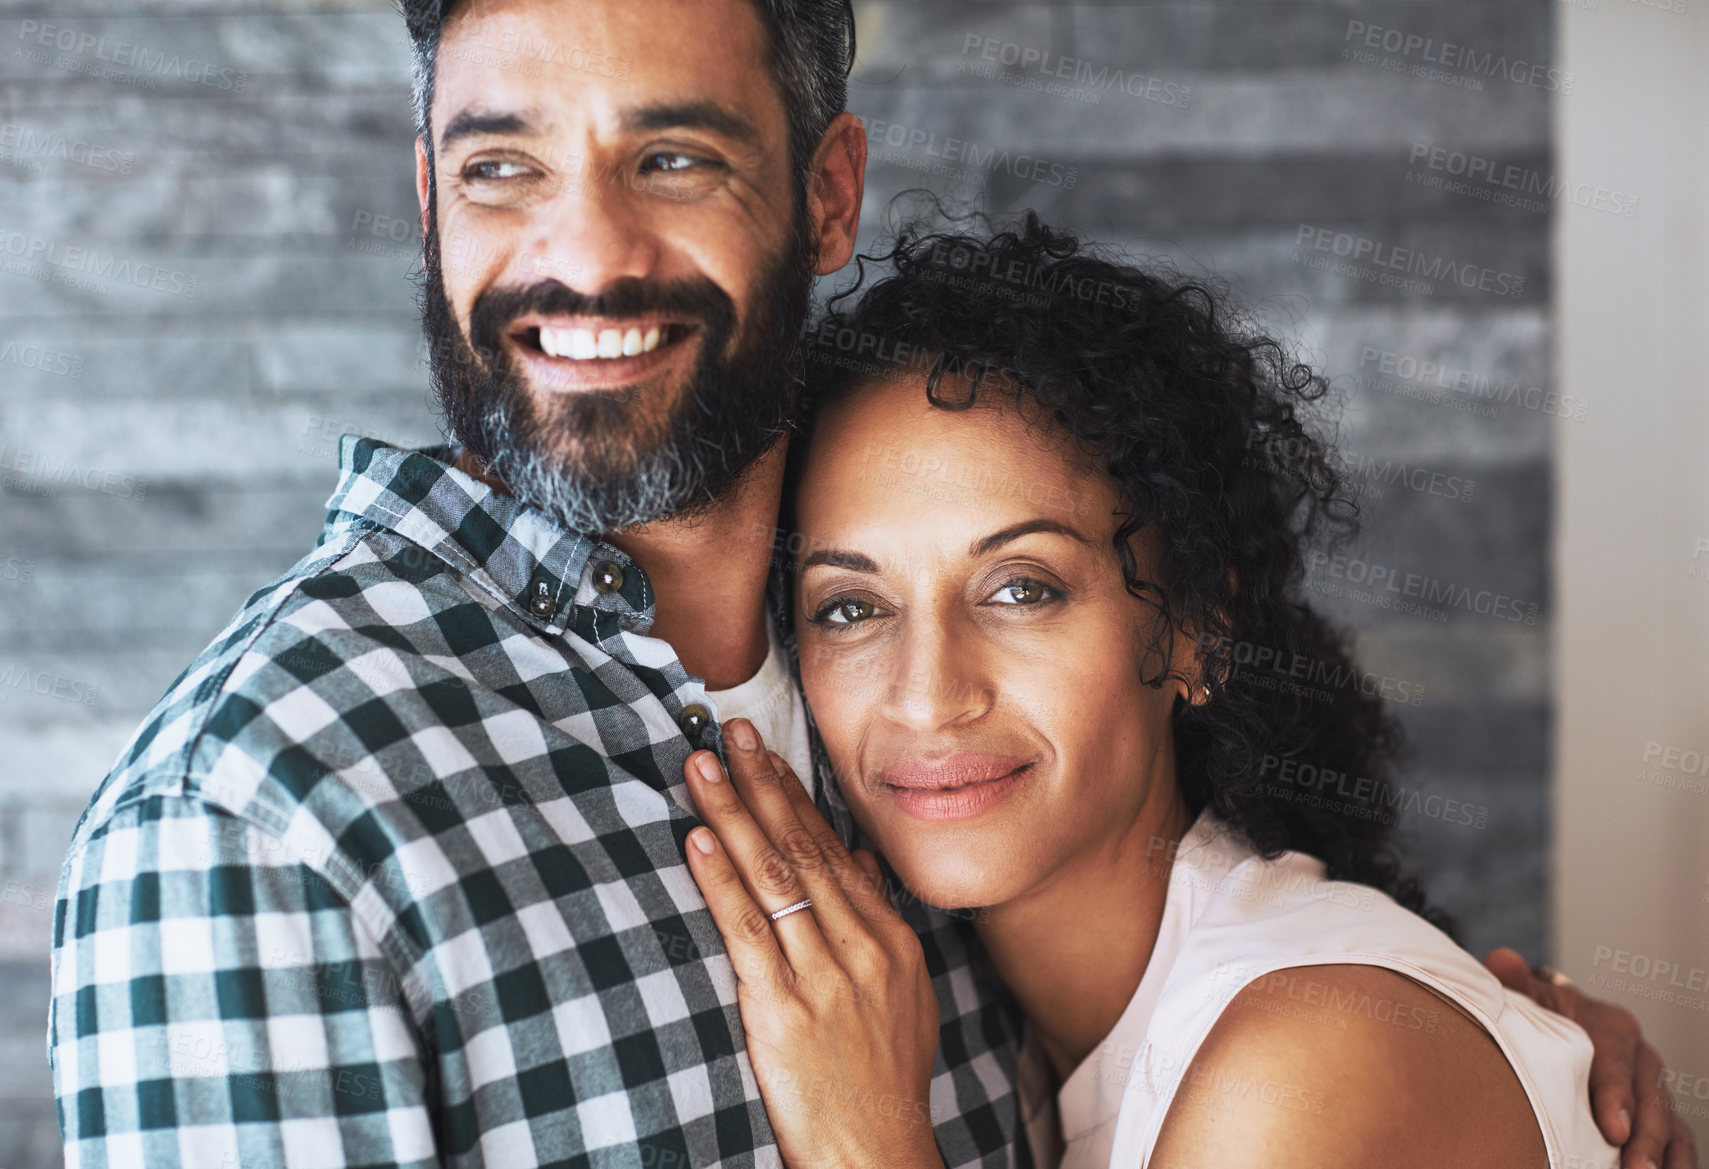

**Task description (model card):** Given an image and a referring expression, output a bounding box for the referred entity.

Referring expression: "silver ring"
[768,898,813,922]
[1532,964,1574,988]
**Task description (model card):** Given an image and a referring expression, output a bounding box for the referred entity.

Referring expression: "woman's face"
[793,371,1197,911]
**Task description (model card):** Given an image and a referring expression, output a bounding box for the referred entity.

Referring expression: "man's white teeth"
[538,325,665,360]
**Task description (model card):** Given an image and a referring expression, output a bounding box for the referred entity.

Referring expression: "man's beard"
[419,206,814,535]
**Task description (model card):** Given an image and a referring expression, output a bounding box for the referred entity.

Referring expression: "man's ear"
[415,137,432,241]
[805,112,867,276]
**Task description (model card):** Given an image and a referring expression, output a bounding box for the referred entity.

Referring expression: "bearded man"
[48,1,1692,1167]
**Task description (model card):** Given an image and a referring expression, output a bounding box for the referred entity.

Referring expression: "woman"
[678,216,1639,1168]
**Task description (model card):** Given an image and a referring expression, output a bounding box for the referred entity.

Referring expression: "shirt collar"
[323,435,655,636]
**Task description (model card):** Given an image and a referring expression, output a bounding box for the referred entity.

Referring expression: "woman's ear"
[1174,566,1239,707]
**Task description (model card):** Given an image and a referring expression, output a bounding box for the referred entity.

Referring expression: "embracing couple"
[50,1,1693,1167]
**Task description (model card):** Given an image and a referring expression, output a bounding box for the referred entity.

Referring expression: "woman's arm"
[1150,964,1549,1169]
[681,719,946,1169]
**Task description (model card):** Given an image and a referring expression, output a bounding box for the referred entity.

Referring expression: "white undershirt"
[704,622,814,799]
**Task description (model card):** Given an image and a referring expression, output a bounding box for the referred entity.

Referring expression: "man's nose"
[517,161,662,290]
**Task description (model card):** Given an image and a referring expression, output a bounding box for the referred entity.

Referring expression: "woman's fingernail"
[767,751,786,771]
[1618,1108,1630,1137]
[691,828,716,855]
[695,753,724,783]
[728,719,758,751]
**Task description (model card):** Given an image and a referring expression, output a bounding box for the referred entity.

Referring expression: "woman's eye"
[989,578,1056,606]
[814,597,881,626]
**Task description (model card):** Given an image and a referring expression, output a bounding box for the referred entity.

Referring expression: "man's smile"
[506,314,702,388]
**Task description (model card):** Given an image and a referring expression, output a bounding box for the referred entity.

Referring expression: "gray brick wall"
[0,0,1555,1157]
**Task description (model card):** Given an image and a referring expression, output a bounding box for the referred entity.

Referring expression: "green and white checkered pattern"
[49,436,1025,1169]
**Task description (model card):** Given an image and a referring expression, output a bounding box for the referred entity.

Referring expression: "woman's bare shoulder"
[1148,963,1547,1169]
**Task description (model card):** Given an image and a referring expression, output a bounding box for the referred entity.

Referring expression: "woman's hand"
[682,718,945,1169]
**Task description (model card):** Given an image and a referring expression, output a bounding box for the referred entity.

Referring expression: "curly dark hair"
[789,209,1448,931]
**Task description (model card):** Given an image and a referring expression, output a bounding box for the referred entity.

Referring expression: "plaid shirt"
[49,437,1026,1169]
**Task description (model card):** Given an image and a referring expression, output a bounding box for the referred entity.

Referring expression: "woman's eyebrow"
[800,549,878,573]
[970,518,1091,557]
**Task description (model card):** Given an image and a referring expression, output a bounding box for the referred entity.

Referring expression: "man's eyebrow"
[970,519,1092,558]
[801,549,879,573]
[622,101,759,147]
[439,108,537,149]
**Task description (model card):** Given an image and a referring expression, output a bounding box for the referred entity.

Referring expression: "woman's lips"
[877,754,1032,822]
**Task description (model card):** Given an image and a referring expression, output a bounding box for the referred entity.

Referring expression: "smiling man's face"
[416,0,852,532]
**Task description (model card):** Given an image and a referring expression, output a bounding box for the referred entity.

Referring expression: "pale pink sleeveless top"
[1018,812,1618,1169]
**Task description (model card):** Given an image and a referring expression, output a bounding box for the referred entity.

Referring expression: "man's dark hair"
[793,210,1450,933]
[397,0,856,190]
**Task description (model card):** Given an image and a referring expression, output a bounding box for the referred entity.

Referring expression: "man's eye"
[640,151,706,173]
[988,578,1056,606]
[464,160,532,182]
[813,597,882,626]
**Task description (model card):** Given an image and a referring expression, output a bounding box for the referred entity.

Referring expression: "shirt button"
[678,703,711,744]
[529,585,557,618]
[592,561,625,595]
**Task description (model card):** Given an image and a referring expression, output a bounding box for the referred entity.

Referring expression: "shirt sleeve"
[49,794,439,1169]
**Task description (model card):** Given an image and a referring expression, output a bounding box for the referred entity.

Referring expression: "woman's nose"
[879,622,995,732]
